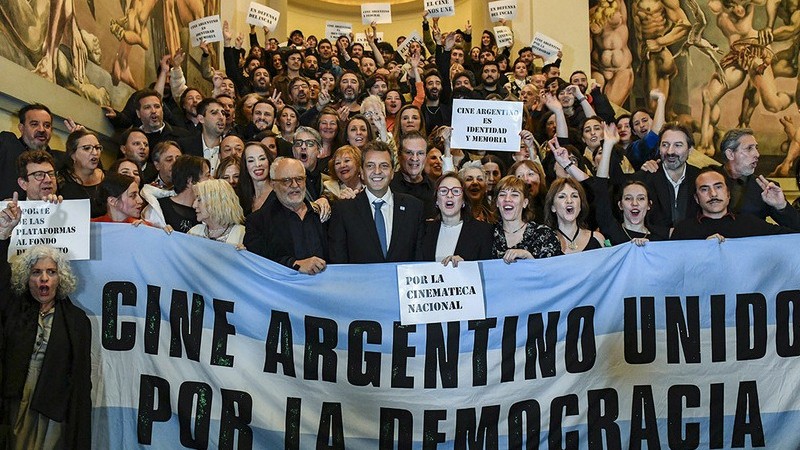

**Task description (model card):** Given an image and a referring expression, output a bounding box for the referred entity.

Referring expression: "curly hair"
[11,245,77,299]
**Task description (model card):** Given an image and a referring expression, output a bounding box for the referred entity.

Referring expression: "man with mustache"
[671,166,797,240]
[177,99,227,174]
[475,61,508,99]
[291,127,332,221]
[244,157,328,274]
[288,77,313,115]
[336,71,362,115]
[719,128,800,230]
[1,104,69,200]
[135,90,189,151]
[241,100,294,157]
[421,70,452,134]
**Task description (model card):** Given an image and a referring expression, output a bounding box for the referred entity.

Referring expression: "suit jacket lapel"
[357,192,384,255]
[387,195,405,256]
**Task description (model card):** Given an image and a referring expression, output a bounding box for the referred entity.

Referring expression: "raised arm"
[567,85,597,119]
[366,22,385,67]
[650,89,666,134]
[154,54,171,98]
[543,92,569,140]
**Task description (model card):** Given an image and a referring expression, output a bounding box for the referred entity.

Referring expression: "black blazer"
[176,133,206,158]
[421,217,493,261]
[630,164,700,228]
[727,173,800,230]
[328,190,424,263]
[244,192,328,267]
[1,293,92,448]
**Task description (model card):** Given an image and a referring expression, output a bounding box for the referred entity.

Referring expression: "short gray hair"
[459,160,484,178]
[719,128,754,160]
[293,126,322,148]
[11,245,77,298]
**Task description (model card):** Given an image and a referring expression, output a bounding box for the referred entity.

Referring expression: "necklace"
[424,104,440,115]
[557,227,580,250]
[504,222,526,234]
[623,227,650,241]
[205,224,233,241]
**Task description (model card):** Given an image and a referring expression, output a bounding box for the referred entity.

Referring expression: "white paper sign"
[494,26,513,48]
[395,30,424,59]
[488,0,517,21]
[451,99,524,152]
[424,0,456,17]
[397,262,485,325]
[531,32,562,61]
[326,21,353,41]
[354,32,384,46]
[0,199,91,261]
[361,3,392,25]
[188,15,223,46]
[246,2,280,32]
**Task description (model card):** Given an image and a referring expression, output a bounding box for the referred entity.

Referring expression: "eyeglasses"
[26,170,56,181]
[79,144,103,153]
[437,187,463,197]
[292,139,318,149]
[275,176,306,187]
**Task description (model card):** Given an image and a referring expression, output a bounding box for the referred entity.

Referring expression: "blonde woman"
[188,179,246,248]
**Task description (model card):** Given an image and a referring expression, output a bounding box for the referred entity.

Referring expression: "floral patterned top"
[492,222,563,259]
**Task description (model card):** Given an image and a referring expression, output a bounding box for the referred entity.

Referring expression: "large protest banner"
[74,224,800,448]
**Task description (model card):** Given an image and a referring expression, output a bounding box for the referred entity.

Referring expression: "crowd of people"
[0,14,799,446]
[0,15,798,267]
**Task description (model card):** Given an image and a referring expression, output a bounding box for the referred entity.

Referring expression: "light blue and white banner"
[73,224,800,449]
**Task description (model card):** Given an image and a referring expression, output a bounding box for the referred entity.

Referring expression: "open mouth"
[253,168,265,178]
[38,285,50,296]
[565,205,576,214]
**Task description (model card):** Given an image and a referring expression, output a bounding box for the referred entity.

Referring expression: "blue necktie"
[373,199,387,257]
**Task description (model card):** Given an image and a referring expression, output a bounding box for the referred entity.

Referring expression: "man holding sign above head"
[328,141,424,263]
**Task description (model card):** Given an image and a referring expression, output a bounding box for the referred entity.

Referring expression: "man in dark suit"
[719,128,800,230]
[630,123,702,229]
[1,104,68,200]
[177,98,225,173]
[328,141,424,263]
[245,157,328,274]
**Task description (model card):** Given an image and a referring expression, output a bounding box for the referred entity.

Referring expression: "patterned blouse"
[492,222,563,259]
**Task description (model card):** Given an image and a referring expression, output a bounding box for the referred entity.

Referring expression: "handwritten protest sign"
[488,0,517,21]
[0,199,90,261]
[424,0,456,17]
[494,26,513,48]
[354,32,384,46]
[246,3,280,32]
[532,32,563,61]
[398,262,485,325]
[326,21,353,40]
[451,99,523,152]
[188,15,223,46]
[395,30,423,59]
[361,3,392,24]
